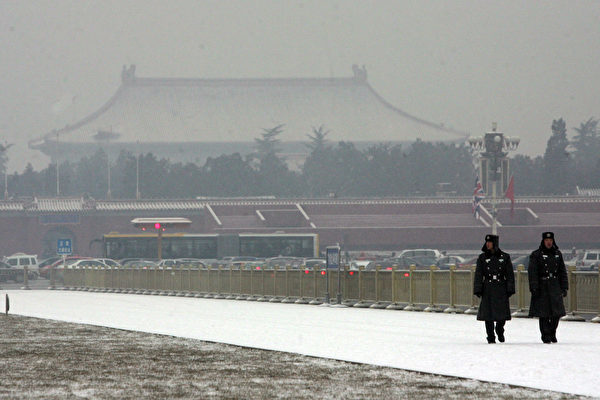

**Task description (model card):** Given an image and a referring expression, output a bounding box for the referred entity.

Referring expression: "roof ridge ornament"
[352,64,367,82]
[121,64,136,84]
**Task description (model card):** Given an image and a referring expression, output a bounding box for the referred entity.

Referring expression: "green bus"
[103,232,319,260]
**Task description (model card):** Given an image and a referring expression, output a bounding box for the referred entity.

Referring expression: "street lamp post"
[136,141,140,200]
[56,133,60,196]
[468,123,520,234]
[92,129,120,200]
[0,142,13,200]
[107,149,111,200]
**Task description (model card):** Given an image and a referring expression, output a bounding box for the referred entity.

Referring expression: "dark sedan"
[0,260,18,282]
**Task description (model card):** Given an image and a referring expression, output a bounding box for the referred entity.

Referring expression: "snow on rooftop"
[32,67,468,148]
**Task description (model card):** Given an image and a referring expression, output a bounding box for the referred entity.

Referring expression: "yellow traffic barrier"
[404,266,422,311]
[562,267,586,322]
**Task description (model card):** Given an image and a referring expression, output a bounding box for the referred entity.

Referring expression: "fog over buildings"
[1,0,599,172]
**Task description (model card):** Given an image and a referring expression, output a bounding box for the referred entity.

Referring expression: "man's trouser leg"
[495,320,505,342]
[550,317,560,342]
[485,321,495,343]
[539,318,552,343]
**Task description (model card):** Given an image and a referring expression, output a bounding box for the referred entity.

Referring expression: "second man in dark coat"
[528,231,568,343]
[474,234,515,343]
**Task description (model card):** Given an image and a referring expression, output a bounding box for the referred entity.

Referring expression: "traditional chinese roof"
[576,186,600,196]
[0,198,205,212]
[29,65,469,162]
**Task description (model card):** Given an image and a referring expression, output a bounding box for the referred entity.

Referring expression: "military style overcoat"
[528,244,568,318]
[474,249,515,321]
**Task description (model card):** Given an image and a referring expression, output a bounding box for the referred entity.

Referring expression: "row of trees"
[512,118,600,195]
[1,118,599,199]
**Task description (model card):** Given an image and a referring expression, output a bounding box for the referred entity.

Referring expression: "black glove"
[474,292,482,298]
[531,289,538,297]
[561,290,567,298]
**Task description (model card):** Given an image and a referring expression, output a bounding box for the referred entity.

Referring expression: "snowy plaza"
[4,290,600,398]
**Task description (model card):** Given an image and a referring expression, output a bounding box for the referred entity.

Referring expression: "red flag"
[504,174,515,216]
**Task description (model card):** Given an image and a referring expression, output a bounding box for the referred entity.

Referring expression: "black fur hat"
[482,234,499,252]
[485,234,498,242]
[540,231,558,249]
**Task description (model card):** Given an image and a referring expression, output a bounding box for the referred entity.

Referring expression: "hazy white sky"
[1,0,599,172]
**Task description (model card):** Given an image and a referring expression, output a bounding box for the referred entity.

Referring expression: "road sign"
[57,238,72,255]
[326,246,340,269]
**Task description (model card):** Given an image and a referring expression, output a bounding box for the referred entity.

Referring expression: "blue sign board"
[326,246,341,269]
[57,238,72,255]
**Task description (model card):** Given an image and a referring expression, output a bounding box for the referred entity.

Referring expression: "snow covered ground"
[6,290,600,398]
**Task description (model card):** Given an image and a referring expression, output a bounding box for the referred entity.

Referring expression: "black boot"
[542,336,552,344]
[496,331,505,342]
[495,321,505,343]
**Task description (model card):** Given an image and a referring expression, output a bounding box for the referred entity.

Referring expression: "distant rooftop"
[576,186,600,196]
[29,65,469,163]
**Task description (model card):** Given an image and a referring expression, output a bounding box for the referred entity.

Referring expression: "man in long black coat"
[528,231,568,343]
[474,234,515,343]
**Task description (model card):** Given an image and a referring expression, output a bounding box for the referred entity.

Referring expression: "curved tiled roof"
[95,200,204,211]
[37,198,83,212]
[30,65,469,151]
[0,198,205,212]
[577,186,600,196]
[0,202,24,211]
[2,196,598,217]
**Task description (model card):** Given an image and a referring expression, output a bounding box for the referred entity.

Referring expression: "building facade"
[1,196,599,259]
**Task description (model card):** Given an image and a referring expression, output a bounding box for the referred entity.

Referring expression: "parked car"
[66,259,110,269]
[512,255,530,269]
[410,256,439,268]
[198,259,220,267]
[39,256,95,281]
[157,259,179,267]
[38,256,63,271]
[156,258,206,267]
[122,259,159,268]
[265,257,302,269]
[349,260,373,271]
[365,256,425,270]
[573,250,600,270]
[94,258,121,268]
[230,260,267,270]
[436,255,466,270]
[171,258,205,267]
[119,258,158,266]
[3,253,39,279]
[0,260,18,282]
[40,256,90,279]
[395,249,443,261]
[458,256,479,269]
[226,256,260,263]
[301,258,326,270]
